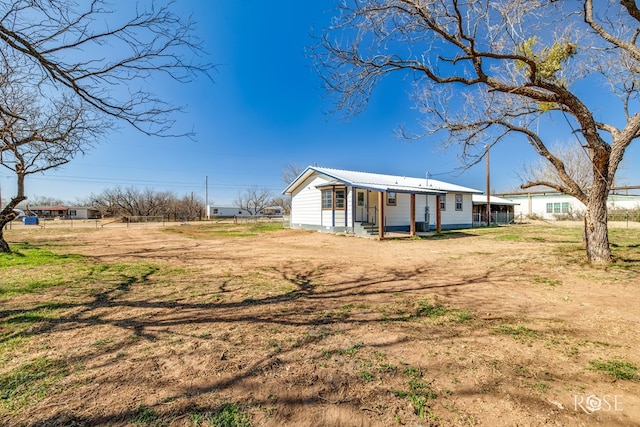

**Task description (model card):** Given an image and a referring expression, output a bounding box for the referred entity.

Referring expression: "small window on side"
[387,191,397,206]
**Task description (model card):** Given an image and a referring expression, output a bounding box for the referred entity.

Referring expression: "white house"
[502,191,640,220]
[27,205,100,219]
[283,166,482,237]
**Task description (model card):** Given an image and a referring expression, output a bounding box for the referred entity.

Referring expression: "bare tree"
[0,0,212,136]
[235,186,273,216]
[282,163,304,186]
[520,142,594,191]
[89,187,204,221]
[315,0,640,263]
[90,187,171,218]
[0,75,108,251]
[21,196,71,207]
[167,193,205,221]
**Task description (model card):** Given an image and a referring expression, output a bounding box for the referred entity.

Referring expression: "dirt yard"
[1,221,639,426]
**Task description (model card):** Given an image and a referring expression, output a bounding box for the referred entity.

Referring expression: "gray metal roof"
[472,195,520,205]
[284,166,482,195]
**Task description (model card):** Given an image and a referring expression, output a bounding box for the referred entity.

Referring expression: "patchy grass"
[532,276,562,287]
[415,300,448,318]
[0,358,68,412]
[164,221,284,239]
[494,324,542,340]
[0,243,159,299]
[203,403,252,427]
[588,359,639,381]
[394,366,438,420]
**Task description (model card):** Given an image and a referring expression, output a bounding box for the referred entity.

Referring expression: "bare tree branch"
[0,0,213,137]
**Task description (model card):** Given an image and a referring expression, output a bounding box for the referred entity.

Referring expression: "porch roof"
[472,195,520,206]
[284,166,482,196]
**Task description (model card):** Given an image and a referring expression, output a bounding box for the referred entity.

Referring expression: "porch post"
[378,191,384,240]
[436,194,442,233]
[410,193,416,236]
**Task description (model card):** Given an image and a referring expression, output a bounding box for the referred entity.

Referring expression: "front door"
[356,190,366,222]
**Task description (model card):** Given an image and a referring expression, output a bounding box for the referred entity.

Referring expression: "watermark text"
[574,394,623,414]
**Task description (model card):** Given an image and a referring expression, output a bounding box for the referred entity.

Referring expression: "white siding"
[506,193,640,220]
[425,194,472,227]
[444,193,472,226]
[507,194,584,220]
[384,193,412,226]
[415,195,428,224]
[346,187,353,227]
[290,175,327,226]
[209,206,250,217]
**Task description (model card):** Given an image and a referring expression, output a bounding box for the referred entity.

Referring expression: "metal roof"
[472,195,520,205]
[284,166,483,195]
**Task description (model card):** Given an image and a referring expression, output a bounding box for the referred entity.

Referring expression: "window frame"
[455,194,463,211]
[320,187,347,210]
[334,188,346,210]
[386,191,397,206]
[440,195,446,211]
[321,189,333,210]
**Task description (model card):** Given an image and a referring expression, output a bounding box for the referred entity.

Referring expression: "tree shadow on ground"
[1,256,632,426]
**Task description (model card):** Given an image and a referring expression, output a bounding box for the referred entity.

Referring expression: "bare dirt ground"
[1,221,639,426]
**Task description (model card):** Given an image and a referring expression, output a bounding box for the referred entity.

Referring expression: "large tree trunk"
[0,228,10,253]
[0,195,27,253]
[584,189,611,263]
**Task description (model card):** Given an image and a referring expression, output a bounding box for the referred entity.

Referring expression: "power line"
[27,174,283,192]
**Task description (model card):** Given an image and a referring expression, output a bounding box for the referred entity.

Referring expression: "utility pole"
[486,145,491,227]
[205,176,209,219]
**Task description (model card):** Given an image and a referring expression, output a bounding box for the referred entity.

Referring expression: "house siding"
[442,193,473,227]
[290,175,324,227]
[209,207,251,217]
[505,193,640,220]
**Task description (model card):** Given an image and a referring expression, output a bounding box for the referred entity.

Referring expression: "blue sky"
[4,0,640,206]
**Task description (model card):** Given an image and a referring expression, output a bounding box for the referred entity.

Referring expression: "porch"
[352,189,443,239]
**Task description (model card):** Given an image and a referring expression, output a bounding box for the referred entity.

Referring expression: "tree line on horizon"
[9,185,292,221]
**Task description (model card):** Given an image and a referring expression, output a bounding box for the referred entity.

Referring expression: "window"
[322,189,333,209]
[213,208,218,214]
[440,196,446,211]
[455,194,463,211]
[387,191,397,206]
[554,203,561,214]
[69,210,77,217]
[546,203,553,214]
[357,192,365,207]
[561,202,569,213]
[335,189,346,209]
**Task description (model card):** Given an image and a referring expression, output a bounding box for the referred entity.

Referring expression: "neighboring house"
[501,190,640,220]
[208,206,252,218]
[260,206,284,217]
[28,206,100,220]
[471,195,520,226]
[283,166,482,237]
